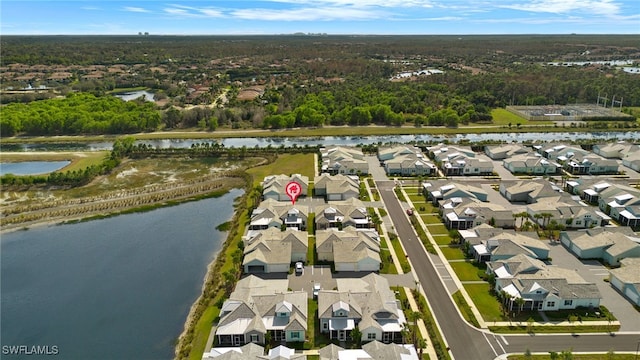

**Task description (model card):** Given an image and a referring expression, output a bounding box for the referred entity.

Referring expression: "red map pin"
[285,181,302,205]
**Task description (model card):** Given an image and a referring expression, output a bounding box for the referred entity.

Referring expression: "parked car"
[406,208,414,216]
[313,283,321,298]
[295,261,304,275]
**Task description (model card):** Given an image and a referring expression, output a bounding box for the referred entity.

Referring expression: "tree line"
[0,93,160,136]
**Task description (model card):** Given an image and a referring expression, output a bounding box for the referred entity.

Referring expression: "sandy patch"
[116,167,138,178]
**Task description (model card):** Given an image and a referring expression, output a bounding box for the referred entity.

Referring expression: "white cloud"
[498,0,621,16]
[264,0,435,7]
[163,4,223,18]
[123,6,151,13]
[231,6,385,21]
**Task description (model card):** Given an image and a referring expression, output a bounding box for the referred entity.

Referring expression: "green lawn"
[380,237,398,274]
[452,290,480,327]
[432,234,453,245]
[464,283,506,322]
[426,223,449,235]
[307,235,316,265]
[390,237,411,273]
[491,108,529,125]
[247,153,315,186]
[407,193,427,203]
[450,261,483,281]
[439,246,466,260]
[188,296,223,360]
[415,202,438,214]
[421,214,443,225]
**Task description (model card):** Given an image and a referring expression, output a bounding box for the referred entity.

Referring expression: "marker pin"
[285,181,302,205]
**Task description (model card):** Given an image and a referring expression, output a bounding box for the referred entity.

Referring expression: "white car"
[313,283,321,298]
[295,262,304,275]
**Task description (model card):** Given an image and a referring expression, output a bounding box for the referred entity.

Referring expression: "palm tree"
[515,297,526,314]
[417,338,427,358]
[407,311,422,348]
[350,326,362,348]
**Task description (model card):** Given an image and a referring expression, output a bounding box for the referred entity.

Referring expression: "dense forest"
[0,93,160,136]
[1,35,638,135]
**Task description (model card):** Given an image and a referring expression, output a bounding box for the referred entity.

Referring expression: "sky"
[2,0,639,35]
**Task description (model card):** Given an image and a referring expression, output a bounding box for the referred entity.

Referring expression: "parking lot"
[287,265,336,298]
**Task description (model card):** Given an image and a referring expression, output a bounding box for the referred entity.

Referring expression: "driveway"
[287,265,336,298]
[365,155,389,181]
[547,241,640,331]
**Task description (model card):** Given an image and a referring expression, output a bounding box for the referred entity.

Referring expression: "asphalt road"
[376,180,640,360]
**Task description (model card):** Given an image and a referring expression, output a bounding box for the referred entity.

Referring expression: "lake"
[1,189,243,360]
[5,131,640,153]
[0,161,71,176]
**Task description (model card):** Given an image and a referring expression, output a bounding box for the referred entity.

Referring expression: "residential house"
[248,199,308,232]
[499,180,562,203]
[378,145,436,176]
[526,196,608,229]
[471,231,549,263]
[593,142,640,159]
[563,154,619,175]
[203,344,306,360]
[622,151,640,172]
[566,180,612,204]
[321,146,369,175]
[609,257,640,306]
[426,144,476,159]
[441,197,515,230]
[378,145,425,162]
[597,184,640,222]
[215,276,307,346]
[485,144,530,160]
[560,227,640,266]
[315,198,371,230]
[429,148,493,176]
[314,174,360,201]
[619,206,640,229]
[422,181,488,205]
[534,144,590,161]
[487,254,601,312]
[319,342,419,360]
[502,154,561,175]
[262,174,309,201]
[243,228,308,274]
[318,273,406,343]
[316,227,381,272]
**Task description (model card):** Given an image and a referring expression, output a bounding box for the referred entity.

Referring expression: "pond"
[0,161,71,176]
[1,189,242,359]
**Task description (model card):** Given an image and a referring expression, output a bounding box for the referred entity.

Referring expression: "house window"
[575,220,582,225]
[564,300,573,306]
[278,312,289,317]
[291,332,300,339]
[250,334,259,343]
[547,301,555,307]
[367,333,376,340]
[323,323,328,330]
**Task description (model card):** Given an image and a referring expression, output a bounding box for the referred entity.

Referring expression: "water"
[5,131,640,153]
[114,90,155,102]
[0,161,71,176]
[1,189,243,360]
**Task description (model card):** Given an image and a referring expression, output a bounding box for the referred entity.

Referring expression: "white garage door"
[610,276,623,291]
[624,287,640,305]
